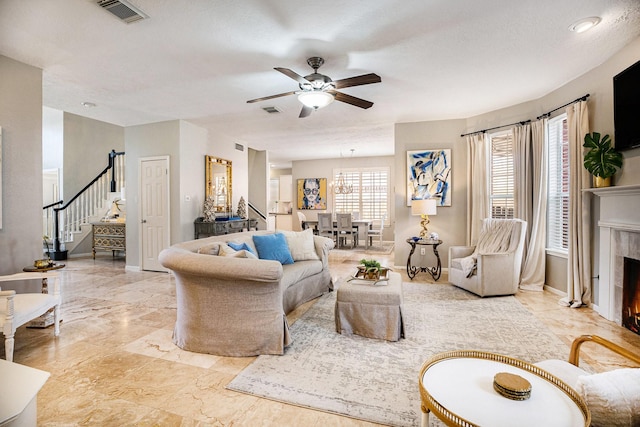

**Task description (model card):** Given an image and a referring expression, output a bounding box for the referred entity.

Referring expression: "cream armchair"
[0,272,61,362]
[448,218,527,297]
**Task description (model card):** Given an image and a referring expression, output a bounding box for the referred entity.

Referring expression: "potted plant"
[358,258,386,280]
[583,132,623,188]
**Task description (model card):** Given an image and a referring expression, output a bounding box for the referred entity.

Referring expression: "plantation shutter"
[547,114,569,251]
[334,168,389,223]
[489,132,515,219]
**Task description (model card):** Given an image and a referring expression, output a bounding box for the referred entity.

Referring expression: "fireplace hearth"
[623,257,640,335]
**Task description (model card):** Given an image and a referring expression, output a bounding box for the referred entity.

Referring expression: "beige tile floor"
[3,247,640,426]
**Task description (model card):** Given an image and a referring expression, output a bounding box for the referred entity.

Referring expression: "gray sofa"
[159,229,334,357]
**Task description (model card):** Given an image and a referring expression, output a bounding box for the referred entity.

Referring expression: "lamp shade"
[298,91,334,110]
[411,198,437,216]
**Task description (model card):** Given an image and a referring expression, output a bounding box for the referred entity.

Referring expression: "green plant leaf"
[583,132,623,178]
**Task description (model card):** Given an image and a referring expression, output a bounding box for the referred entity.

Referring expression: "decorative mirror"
[205,156,232,214]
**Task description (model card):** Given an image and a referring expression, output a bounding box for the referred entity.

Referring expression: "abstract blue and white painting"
[406,149,452,206]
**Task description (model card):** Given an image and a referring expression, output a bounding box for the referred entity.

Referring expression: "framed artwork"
[297,178,327,210]
[407,149,452,206]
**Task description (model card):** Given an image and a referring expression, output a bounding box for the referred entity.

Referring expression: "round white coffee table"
[419,350,590,427]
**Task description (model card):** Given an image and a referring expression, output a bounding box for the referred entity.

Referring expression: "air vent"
[97,0,148,23]
[262,106,281,114]
[235,143,244,152]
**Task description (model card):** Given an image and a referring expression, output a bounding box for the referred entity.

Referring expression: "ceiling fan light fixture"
[298,91,334,110]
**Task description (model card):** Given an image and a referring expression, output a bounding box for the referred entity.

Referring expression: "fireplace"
[622,257,640,335]
[589,184,640,323]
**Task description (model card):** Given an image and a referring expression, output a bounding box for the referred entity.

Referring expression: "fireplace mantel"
[587,184,640,323]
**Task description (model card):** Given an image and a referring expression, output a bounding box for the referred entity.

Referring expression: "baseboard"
[542,284,566,296]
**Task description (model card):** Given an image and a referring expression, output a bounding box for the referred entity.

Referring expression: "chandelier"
[332,148,355,194]
[333,172,353,194]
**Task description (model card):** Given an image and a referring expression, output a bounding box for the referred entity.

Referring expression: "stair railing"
[45,150,125,257]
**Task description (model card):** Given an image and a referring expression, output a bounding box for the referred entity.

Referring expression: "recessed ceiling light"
[81,101,96,108]
[569,17,601,33]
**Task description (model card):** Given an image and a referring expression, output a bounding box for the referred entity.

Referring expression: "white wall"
[394,119,467,269]
[63,113,124,199]
[42,106,63,171]
[179,121,208,241]
[0,55,44,278]
[248,148,269,220]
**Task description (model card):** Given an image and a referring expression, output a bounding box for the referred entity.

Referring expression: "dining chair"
[296,211,307,231]
[336,213,357,249]
[317,213,336,242]
[367,216,385,247]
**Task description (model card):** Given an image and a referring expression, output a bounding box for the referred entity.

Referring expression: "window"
[489,131,515,219]
[546,113,569,253]
[333,168,389,223]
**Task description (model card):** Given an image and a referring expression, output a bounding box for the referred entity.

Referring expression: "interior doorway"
[42,168,60,238]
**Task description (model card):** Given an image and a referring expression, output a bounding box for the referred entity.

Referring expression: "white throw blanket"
[460,219,516,277]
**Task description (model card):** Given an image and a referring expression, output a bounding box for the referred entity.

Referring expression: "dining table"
[302,219,372,249]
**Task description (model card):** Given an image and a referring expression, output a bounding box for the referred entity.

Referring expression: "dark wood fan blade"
[246,91,297,103]
[332,73,381,89]
[299,105,313,118]
[330,90,374,109]
[275,67,309,85]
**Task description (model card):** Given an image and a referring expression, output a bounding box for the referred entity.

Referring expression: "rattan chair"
[536,335,640,427]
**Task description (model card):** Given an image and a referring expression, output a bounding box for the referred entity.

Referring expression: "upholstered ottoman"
[335,271,404,341]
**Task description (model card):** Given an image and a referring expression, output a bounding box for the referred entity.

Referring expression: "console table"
[92,222,126,259]
[194,217,258,239]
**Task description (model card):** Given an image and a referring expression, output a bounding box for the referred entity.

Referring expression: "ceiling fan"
[247,57,381,118]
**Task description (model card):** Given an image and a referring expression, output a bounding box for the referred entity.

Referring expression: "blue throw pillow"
[227,241,256,256]
[252,233,294,265]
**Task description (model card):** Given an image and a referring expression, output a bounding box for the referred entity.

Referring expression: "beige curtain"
[466,133,488,245]
[519,119,547,291]
[513,123,532,237]
[561,100,591,308]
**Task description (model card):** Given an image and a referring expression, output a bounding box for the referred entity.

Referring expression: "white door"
[139,157,169,272]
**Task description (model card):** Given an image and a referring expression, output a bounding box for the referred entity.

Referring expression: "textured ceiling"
[1,0,639,167]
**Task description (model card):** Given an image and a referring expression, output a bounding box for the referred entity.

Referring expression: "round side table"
[406,238,442,281]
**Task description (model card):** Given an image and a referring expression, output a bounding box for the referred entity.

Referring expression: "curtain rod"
[460,93,590,138]
[460,120,531,138]
[537,93,590,120]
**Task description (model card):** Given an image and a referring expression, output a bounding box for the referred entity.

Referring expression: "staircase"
[44,150,125,259]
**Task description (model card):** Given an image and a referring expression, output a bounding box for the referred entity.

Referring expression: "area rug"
[339,241,394,255]
[227,283,569,427]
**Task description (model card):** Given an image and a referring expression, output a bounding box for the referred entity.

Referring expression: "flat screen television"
[613,59,640,151]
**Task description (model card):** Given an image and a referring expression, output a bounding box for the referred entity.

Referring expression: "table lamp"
[411,199,437,238]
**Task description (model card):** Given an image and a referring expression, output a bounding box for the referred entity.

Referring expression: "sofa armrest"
[159,247,283,283]
[313,235,335,268]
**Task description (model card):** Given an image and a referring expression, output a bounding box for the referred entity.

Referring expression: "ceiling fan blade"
[275,67,309,85]
[332,73,381,89]
[299,105,313,118]
[330,90,374,109]
[246,91,297,103]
